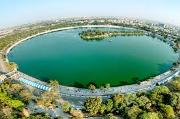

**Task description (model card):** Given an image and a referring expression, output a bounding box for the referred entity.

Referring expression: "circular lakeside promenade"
[3,25,180,97]
[11,68,178,97]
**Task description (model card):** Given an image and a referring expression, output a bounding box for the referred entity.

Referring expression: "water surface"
[8,27,178,87]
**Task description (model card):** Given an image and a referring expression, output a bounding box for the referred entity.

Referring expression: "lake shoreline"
[4,25,180,91]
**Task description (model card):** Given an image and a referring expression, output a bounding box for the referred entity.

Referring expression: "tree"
[37,91,57,107]
[160,104,175,118]
[170,77,180,91]
[38,81,61,108]
[112,93,124,109]
[105,113,118,119]
[19,89,32,103]
[150,86,170,103]
[106,99,113,112]
[174,92,180,110]
[49,80,59,90]
[139,112,159,119]
[0,92,24,110]
[162,93,174,105]
[151,86,170,95]
[135,96,150,107]
[10,84,23,92]
[28,113,51,119]
[105,83,111,89]
[124,93,137,106]
[125,105,142,119]
[1,106,14,119]
[99,104,106,114]
[0,93,24,119]
[70,109,84,119]
[84,97,102,116]
[169,93,178,107]
[22,108,30,118]
[61,101,71,112]
[88,84,96,90]
[0,80,11,94]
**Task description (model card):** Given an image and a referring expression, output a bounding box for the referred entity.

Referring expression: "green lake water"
[8,27,178,87]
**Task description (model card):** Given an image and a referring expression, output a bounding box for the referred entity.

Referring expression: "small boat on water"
[108,40,112,42]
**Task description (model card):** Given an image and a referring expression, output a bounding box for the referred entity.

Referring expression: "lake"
[8,27,178,87]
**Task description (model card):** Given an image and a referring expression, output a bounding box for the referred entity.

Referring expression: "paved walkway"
[9,68,179,98]
[58,69,179,97]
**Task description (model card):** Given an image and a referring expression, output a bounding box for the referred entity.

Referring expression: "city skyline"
[0,0,180,28]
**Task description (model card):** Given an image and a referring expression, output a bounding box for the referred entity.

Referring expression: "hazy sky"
[0,0,180,29]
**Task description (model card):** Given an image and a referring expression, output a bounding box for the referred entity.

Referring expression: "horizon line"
[1,16,180,30]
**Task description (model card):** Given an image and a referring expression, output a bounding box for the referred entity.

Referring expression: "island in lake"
[79,29,144,40]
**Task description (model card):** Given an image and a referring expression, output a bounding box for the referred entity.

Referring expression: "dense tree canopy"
[84,78,180,118]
